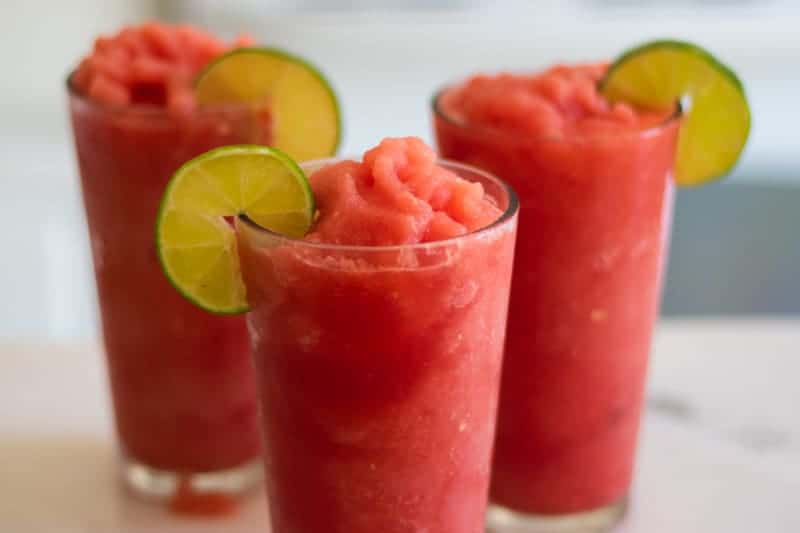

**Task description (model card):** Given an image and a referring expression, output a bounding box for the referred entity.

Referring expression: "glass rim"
[65,69,257,117]
[431,81,683,143]
[238,157,520,252]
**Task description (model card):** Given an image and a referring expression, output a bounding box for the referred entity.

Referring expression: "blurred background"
[1,0,798,340]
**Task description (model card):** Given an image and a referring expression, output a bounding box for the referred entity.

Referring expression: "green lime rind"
[600,39,751,187]
[155,144,314,315]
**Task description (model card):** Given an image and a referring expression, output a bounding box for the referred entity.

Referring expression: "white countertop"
[2,319,799,532]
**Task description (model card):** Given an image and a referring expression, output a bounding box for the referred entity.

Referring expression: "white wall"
[0,0,156,140]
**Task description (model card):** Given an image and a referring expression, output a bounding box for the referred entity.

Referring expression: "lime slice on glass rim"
[195,47,341,162]
[600,39,751,186]
[156,145,314,314]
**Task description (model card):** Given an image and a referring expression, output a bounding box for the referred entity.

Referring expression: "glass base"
[121,455,263,502]
[486,497,628,533]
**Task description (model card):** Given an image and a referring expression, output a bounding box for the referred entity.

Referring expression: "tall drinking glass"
[237,159,519,533]
[433,85,680,531]
[67,78,266,501]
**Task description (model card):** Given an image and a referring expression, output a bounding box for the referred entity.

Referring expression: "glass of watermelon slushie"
[237,138,519,533]
[432,65,680,531]
[66,23,266,503]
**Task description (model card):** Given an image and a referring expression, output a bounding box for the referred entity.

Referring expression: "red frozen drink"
[433,64,679,529]
[68,22,265,501]
[238,137,518,533]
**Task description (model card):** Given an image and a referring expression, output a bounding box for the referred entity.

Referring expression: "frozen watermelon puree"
[237,137,518,533]
[70,21,253,112]
[305,137,502,246]
[67,22,267,496]
[440,63,673,137]
[434,64,680,518]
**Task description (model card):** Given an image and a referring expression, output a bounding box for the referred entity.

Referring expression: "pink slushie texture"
[69,23,265,480]
[239,137,518,533]
[435,65,679,514]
